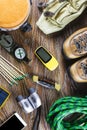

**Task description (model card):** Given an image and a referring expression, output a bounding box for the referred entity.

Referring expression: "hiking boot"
[69,57,87,83]
[63,27,87,59]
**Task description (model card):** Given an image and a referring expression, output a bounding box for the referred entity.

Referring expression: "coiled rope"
[46,96,87,130]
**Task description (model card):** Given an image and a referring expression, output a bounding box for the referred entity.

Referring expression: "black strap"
[32,106,41,130]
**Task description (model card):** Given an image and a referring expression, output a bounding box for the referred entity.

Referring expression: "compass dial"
[15,48,26,60]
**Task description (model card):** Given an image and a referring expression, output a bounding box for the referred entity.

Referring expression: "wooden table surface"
[0,0,87,130]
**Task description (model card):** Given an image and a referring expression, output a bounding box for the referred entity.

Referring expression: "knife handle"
[32,75,61,91]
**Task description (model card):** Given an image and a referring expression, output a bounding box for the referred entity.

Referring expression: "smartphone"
[34,46,59,71]
[0,112,27,130]
[0,86,10,109]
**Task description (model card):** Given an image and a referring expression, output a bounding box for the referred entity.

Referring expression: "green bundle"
[47,96,87,130]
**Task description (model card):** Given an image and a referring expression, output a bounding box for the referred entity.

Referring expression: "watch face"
[14,48,26,60]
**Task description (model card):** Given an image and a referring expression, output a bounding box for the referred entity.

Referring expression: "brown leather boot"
[69,57,87,83]
[63,27,87,59]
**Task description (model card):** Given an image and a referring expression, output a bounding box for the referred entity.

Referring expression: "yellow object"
[55,83,61,91]
[0,86,10,109]
[34,46,59,71]
[33,75,39,82]
[37,0,87,34]
[0,0,30,29]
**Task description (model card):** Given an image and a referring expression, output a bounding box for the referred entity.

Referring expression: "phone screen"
[0,113,27,130]
[36,47,52,63]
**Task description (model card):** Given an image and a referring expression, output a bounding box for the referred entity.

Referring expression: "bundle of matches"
[0,55,27,86]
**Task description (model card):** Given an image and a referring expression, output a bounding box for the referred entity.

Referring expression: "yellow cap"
[55,83,61,91]
[33,75,39,82]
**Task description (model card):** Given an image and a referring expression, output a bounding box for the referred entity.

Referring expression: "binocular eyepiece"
[16,88,41,113]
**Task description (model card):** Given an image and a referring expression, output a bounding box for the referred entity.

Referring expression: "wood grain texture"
[0,0,87,130]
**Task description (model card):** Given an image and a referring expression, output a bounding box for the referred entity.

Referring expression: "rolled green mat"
[46,96,87,130]
[37,0,87,34]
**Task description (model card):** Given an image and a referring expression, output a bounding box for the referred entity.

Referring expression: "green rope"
[46,96,87,130]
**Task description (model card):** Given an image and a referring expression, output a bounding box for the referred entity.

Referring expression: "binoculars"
[16,88,41,113]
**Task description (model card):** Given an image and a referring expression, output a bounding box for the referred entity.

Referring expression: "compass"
[0,33,31,63]
[14,47,31,62]
[14,48,26,60]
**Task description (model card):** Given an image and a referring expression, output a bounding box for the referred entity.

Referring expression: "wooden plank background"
[0,0,87,129]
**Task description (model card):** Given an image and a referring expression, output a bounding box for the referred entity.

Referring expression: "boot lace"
[81,62,87,77]
[73,33,87,53]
